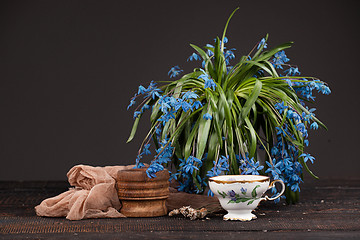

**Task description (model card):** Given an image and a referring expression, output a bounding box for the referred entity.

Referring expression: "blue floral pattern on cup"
[218,185,260,205]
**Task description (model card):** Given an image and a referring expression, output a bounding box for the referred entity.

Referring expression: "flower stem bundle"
[126,8,330,204]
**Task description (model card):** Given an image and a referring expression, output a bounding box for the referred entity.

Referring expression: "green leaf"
[162,119,173,140]
[203,131,219,173]
[190,44,209,62]
[169,108,202,146]
[196,106,212,159]
[127,116,141,143]
[237,198,251,203]
[218,86,238,173]
[300,156,319,179]
[298,104,328,130]
[257,42,293,62]
[252,33,268,59]
[244,60,273,76]
[240,79,262,122]
[218,190,227,198]
[247,199,255,205]
[244,117,257,158]
[150,103,161,123]
[252,185,261,198]
[221,7,239,52]
[184,117,201,160]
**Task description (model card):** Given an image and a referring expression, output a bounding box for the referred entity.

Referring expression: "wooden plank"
[1,231,360,240]
[0,179,359,237]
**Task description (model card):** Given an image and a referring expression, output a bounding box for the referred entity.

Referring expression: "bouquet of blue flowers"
[126,8,330,204]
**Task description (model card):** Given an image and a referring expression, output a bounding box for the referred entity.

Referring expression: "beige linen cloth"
[35,164,221,220]
[35,165,134,220]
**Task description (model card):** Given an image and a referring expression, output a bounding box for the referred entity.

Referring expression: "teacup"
[209,175,285,221]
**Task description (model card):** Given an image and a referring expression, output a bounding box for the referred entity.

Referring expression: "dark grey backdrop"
[1,0,359,180]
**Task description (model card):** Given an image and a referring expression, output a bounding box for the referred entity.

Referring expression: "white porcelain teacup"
[209,175,285,221]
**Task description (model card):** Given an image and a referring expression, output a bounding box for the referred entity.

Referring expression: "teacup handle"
[261,179,285,201]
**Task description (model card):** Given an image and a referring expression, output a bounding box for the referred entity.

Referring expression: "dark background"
[1,0,359,180]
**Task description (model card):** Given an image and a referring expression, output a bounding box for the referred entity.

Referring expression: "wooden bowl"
[117,168,169,217]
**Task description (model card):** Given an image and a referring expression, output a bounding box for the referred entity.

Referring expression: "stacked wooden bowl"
[116,168,169,217]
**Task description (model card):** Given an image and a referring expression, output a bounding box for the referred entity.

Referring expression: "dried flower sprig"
[169,206,208,220]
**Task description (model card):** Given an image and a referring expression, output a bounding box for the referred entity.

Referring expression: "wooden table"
[0,179,359,239]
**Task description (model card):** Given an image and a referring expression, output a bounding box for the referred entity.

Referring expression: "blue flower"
[228,190,237,201]
[141,104,150,112]
[310,122,319,130]
[168,66,183,78]
[300,153,315,164]
[257,38,267,50]
[169,172,180,181]
[224,48,236,64]
[217,155,230,171]
[146,163,164,178]
[180,101,192,112]
[206,167,221,178]
[192,101,203,110]
[135,153,144,169]
[147,87,162,100]
[302,108,316,122]
[322,86,331,95]
[187,53,201,61]
[198,69,210,80]
[212,36,228,47]
[290,173,302,183]
[157,110,176,125]
[275,101,288,114]
[296,122,306,132]
[286,109,294,118]
[182,91,199,100]
[265,160,282,179]
[273,50,290,69]
[279,157,293,173]
[137,85,147,95]
[155,126,162,136]
[134,162,145,169]
[206,155,229,178]
[127,99,136,110]
[133,111,141,119]
[180,156,199,174]
[143,144,151,155]
[286,109,301,121]
[201,60,206,68]
[177,178,193,192]
[226,66,233,73]
[222,36,228,44]
[271,146,280,156]
[203,113,212,120]
[154,139,173,164]
[189,155,203,166]
[204,78,216,90]
[207,189,214,197]
[276,126,287,137]
[160,101,171,113]
[156,156,171,165]
[285,78,293,87]
[241,187,247,195]
[308,80,331,95]
[199,69,216,90]
[206,44,214,56]
[284,67,301,76]
[240,157,264,175]
[291,182,300,192]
